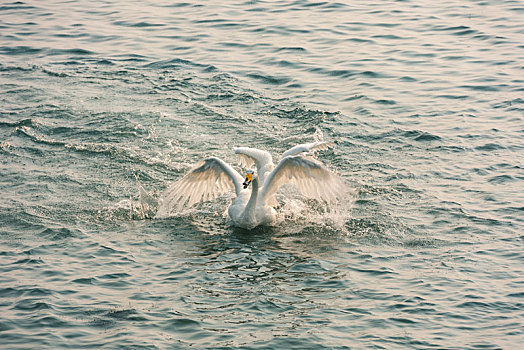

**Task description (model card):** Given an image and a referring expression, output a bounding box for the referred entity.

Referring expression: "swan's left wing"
[261,155,343,205]
[156,157,243,217]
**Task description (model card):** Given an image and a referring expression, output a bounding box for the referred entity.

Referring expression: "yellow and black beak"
[243,173,253,189]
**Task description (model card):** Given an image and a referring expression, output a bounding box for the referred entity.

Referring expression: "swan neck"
[244,177,259,216]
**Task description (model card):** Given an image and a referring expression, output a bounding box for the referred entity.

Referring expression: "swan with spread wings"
[155,141,345,229]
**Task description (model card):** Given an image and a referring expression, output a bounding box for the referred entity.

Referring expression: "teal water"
[1,0,523,348]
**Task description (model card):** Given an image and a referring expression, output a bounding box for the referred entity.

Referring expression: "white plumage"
[156,141,345,229]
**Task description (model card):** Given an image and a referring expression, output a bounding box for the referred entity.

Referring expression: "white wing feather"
[261,155,343,205]
[234,147,274,183]
[281,141,335,158]
[155,157,243,217]
[236,153,255,169]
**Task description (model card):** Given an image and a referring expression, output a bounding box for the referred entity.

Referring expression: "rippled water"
[1,0,523,348]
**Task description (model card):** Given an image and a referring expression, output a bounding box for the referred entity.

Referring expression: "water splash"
[100,185,158,221]
[274,187,355,235]
[153,181,355,234]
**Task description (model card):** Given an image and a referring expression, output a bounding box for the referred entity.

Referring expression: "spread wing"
[261,155,343,206]
[281,141,335,158]
[234,147,274,183]
[155,157,243,217]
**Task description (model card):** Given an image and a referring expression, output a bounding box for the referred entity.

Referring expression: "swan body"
[156,141,344,229]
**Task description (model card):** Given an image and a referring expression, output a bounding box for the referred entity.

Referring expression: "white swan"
[156,141,345,229]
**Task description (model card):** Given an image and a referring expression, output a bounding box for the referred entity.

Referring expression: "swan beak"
[243,173,253,189]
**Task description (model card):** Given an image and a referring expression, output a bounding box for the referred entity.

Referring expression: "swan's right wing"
[156,157,243,217]
[281,141,335,158]
[262,155,344,205]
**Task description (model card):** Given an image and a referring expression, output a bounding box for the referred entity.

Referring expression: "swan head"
[243,170,255,189]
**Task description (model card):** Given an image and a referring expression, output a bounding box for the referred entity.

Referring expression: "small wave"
[161,2,199,8]
[492,97,523,109]
[0,118,35,128]
[371,34,408,40]
[39,227,82,240]
[13,120,175,169]
[475,143,506,151]
[85,307,144,329]
[428,145,466,153]
[269,106,339,124]
[0,287,23,299]
[347,37,376,44]
[436,94,469,100]
[41,68,68,77]
[403,130,441,142]
[162,318,200,332]
[47,48,95,56]
[308,67,387,80]
[0,45,42,55]
[113,20,165,28]
[454,29,478,36]
[488,174,516,184]
[0,63,35,72]
[274,46,307,53]
[72,277,96,285]
[374,99,396,105]
[246,72,291,85]
[459,84,501,92]
[14,299,52,311]
[143,58,213,70]
[11,257,44,266]
[0,2,37,11]
[15,125,68,147]
[110,53,148,63]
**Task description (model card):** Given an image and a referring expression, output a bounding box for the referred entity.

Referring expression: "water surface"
[1,0,523,349]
